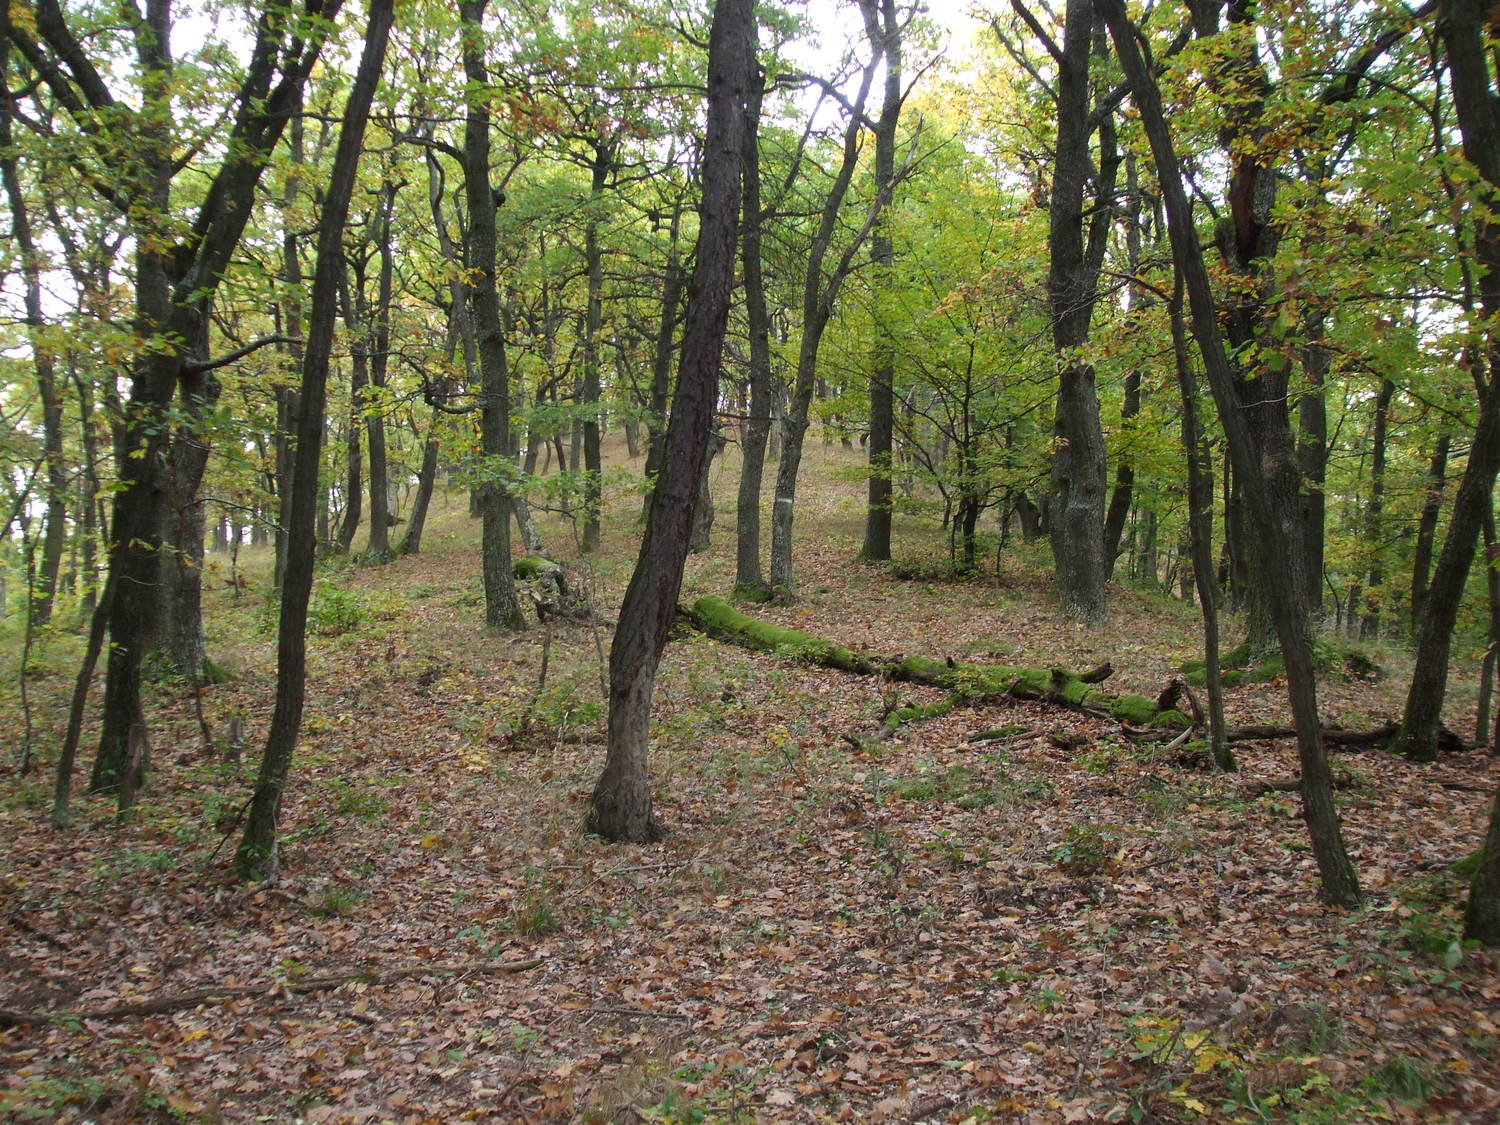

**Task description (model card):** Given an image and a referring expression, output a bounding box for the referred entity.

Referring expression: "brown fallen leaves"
[3,447,1499,1123]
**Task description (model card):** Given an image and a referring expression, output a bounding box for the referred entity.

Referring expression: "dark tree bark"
[236,0,392,881]
[1297,313,1331,613]
[769,34,885,595]
[587,0,753,843]
[273,98,305,594]
[1104,154,1151,576]
[335,273,366,554]
[363,180,398,563]
[580,138,612,553]
[400,413,442,556]
[1099,0,1360,906]
[641,198,686,518]
[1410,433,1449,629]
[0,45,67,626]
[859,0,903,564]
[1170,281,1231,770]
[690,430,728,554]
[734,72,774,598]
[1361,378,1394,638]
[461,0,524,631]
[1045,0,1119,622]
[1398,0,1500,764]
[7,0,347,807]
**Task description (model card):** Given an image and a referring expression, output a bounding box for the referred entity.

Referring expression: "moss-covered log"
[686,596,1187,730]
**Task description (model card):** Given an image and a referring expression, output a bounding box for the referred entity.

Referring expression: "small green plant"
[1363,1055,1437,1103]
[306,579,368,636]
[327,777,388,820]
[311,884,362,917]
[509,1024,541,1051]
[514,889,561,937]
[1052,823,1118,877]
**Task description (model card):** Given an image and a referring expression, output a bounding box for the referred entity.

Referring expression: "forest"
[2,0,1500,1121]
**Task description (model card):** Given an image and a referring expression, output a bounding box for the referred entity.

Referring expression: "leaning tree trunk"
[1399,0,1500,763]
[1100,0,1360,907]
[236,0,392,881]
[587,0,752,843]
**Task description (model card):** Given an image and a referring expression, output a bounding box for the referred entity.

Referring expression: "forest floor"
[2,441,1499,1125]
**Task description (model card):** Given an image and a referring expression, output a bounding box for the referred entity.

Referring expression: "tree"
[587,0,753,843]
[1098,0,1360,906]
[6,0,348,812]
[237,0,395,881]
[859,0,906,564]
[461,0,525,632]
[1396,0,1500,763]
[1032,0,1119,622]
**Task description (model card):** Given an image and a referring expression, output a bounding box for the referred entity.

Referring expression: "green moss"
[1109,694,1158,725]
[513,555,563,581]
[1150,709,1191,729]
[1247,654,1285,682]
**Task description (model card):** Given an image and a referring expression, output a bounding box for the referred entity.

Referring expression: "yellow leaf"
[420,834,441,848]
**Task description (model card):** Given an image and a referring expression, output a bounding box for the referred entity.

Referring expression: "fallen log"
[684,596,1189,731]
[0,957,541,1028]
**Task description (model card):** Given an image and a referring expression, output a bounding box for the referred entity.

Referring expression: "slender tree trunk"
[274,100,305,594]
[588,0,752,842]
[580,141,611,553]
[237,0,392,880]
[336,284,365,554]
[1100,0,1360,906]
[1399,0,1500,764]
[641,200,685,517]
[0,57,67,626]
[461,0,524,631]
[1361,378,1393,638]
[859,0,902,564]
[1411,433,1450,629]
[363,181,398,563]
[769,41,883,595]
[1298,313,1331,613]
[735,76,773,598]
[1170,282,1231,770]
[400,412,442,556]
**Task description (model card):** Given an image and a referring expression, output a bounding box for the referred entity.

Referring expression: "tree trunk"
[335,292,365,554]
[734,76,774,599]
[587,0,752,843]
[1298,313,1331,613]
[1399,0,1500,763]
[64,0,343,808]
[1046,0,1118,622]
[0,60,67,626]
[237,0,392,880]
[769,36,883,595]
[580,140,611,553]
[363,181,398,563]
[400,412,442,556]
[1170,281,1231,771]
[690,431,728,554]
[1361,378,1393,638]
[1410,433,1450,629]
[1100,0,1360,906]
[461,0,524,632]
[859,0,902,565]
